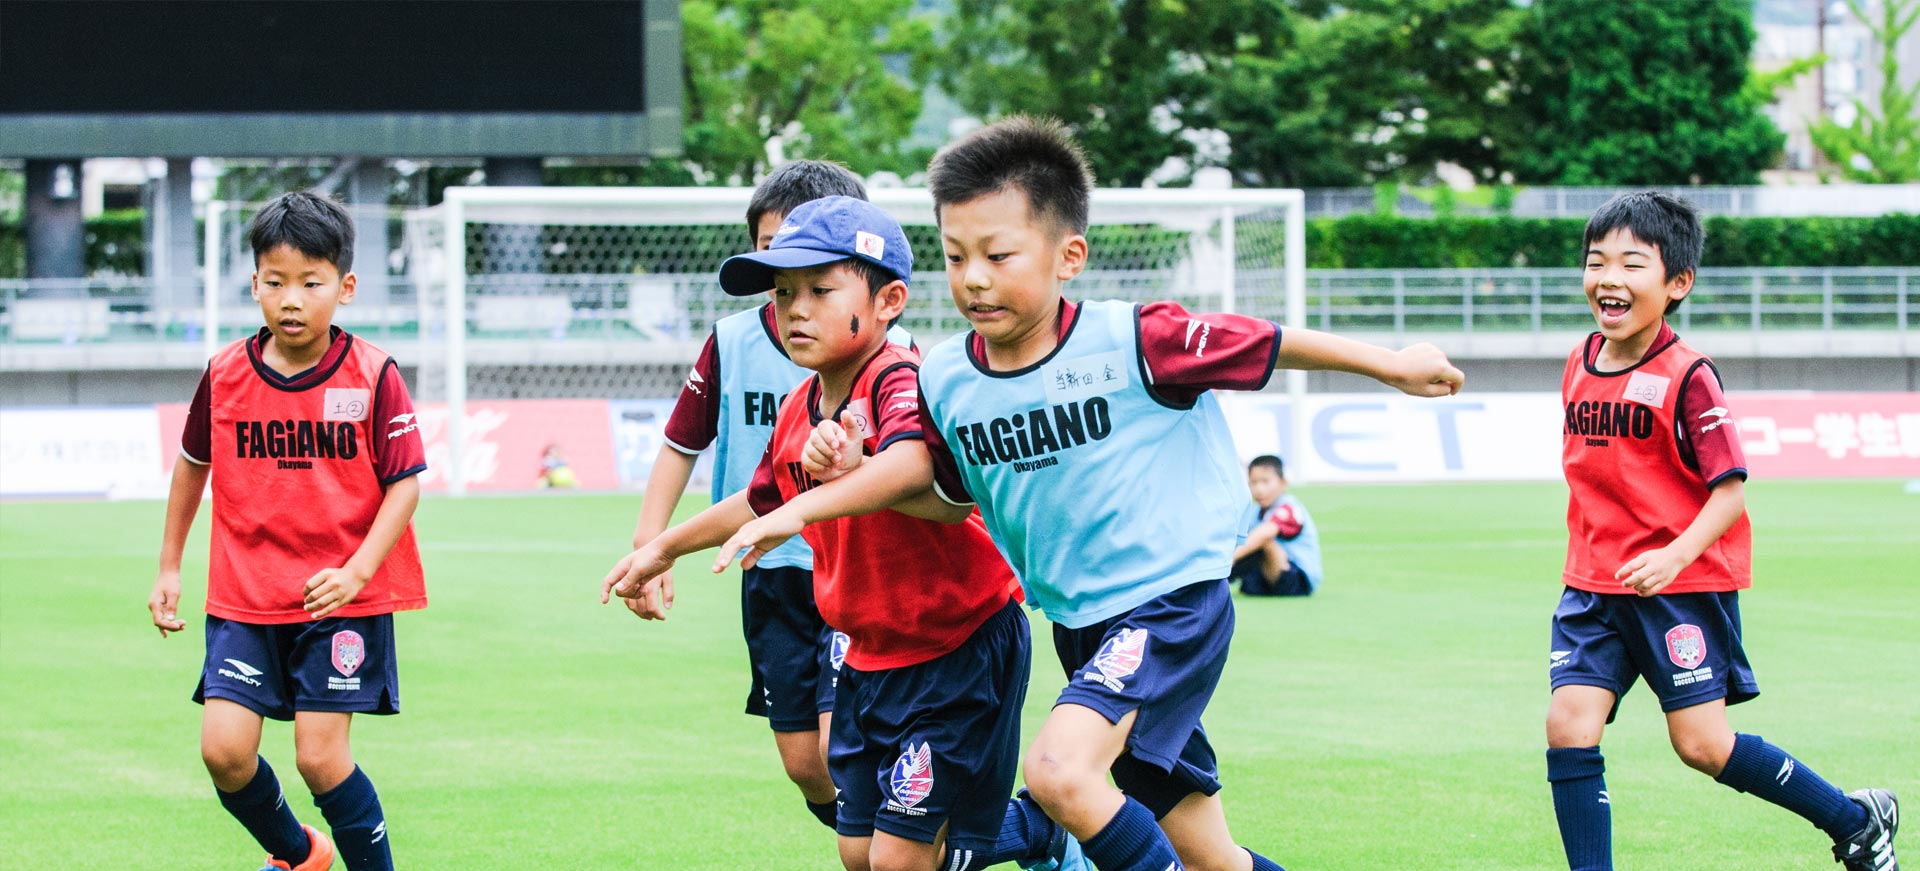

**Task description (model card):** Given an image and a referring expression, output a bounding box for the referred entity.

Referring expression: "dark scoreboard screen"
[0,0,680,156]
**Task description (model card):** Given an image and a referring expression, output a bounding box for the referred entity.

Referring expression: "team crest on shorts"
[1084,628,1148,692]
[1665,624,1705,670]
[331,630,366,677]
[829,632,850,672]
[887,742,933,814]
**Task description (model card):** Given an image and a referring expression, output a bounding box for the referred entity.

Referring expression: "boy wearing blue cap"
[623,162,911,831]
[602,197,1081,871]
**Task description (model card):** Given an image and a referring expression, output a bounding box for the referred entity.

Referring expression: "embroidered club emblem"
[331,630,366,677]
[889,742,933,809]
[1665,623,1705,670]
[1084,628,1148,691]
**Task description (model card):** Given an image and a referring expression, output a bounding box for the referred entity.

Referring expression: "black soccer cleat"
[1834,788,1899,871]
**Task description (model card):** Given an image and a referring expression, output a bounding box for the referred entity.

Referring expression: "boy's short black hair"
[746,161,868,242]
[249,191,355,273]
[928,115,1094,237]
[1249,455,1285,478]
[1583,191,1703,314]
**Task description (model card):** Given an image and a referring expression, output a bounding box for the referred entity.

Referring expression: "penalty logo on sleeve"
[886,742,933,814]
[1083,627,1148,692]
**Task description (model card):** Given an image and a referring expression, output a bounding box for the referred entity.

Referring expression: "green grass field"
[2,480,1915,870]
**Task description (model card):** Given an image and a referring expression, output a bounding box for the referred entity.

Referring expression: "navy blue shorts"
[194,614,399,721]
[1550,587,1760,722]
[830,599,1029,851]
[740,565,838,731]
[1054,579,1231,818]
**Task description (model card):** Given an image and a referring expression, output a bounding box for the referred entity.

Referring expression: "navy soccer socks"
[939,791,1058,868]
[806,798,838,829]
[314,765,392,871]
[1547,746,1612,871]
[1081,796,1184,871]
[216,755,313,867]
[1715,733,1869,842]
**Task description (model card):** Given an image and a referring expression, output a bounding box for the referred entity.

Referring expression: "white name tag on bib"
[1622,371,1670,407]
[1043,351,1131,405]
[323,388,371,421]
[844,398,877,439]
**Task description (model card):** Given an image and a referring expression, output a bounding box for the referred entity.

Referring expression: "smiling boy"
[1546,191,1898,871]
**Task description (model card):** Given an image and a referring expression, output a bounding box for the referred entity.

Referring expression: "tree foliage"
[681,0,937,183]
[1809,0,1920,183]
[1516,0,1785,184]
[938,0,1535,187]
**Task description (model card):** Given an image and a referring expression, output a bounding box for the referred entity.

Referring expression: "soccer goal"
[402,186,1307,495]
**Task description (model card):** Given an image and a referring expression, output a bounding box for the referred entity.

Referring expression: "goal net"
[402,186,1306,494]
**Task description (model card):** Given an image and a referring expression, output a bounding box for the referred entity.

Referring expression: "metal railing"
[1305,185,1920,218]
[4,266,1913,357]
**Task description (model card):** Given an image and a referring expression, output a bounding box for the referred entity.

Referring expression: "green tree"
[1517,0,1785,184]
[1809,0,1920,183]
[940,0,1537,187]
[1188,0,1537,186]
[937,0,1207,186]
[682,0,937,183]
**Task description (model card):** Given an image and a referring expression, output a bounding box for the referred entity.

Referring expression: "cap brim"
[717,248,851,296]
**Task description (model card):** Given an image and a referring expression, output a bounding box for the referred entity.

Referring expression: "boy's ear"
[1055,234,1088,282]
[338,271,358,306]
[250,272,261,301]
[874,278,908,322]
[1665,268,1694,305]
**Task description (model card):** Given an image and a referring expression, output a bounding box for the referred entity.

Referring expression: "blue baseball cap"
[718,195,912,296]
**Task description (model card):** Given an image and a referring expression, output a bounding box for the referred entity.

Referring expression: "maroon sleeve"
[1264,502,1305,540]
[1136,301,1281,405]
[745,446,785,516]
[180,369,213,464]
[1677,364,1747,489]
[869,363,924,453]
[916,372,974,505]
[662,332,722,454]
[371,361,427,484]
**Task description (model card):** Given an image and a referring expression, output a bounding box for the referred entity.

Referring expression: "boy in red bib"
[1546,191,1897,871]
[148,191,427,871]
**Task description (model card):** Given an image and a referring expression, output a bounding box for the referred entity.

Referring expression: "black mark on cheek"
[850,315,860,337]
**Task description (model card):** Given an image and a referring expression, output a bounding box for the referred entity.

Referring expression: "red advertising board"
[1732,393,1920,479]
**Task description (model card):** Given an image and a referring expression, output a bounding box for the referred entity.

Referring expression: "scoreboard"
[0,0,681,157]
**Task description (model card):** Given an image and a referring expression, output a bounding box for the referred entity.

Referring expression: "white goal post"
[406,186,1307,496]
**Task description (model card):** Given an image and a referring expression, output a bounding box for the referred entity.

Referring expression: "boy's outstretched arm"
[150,457,211,638]
[625,445,699,618]
[600,491,758,620]
[714,441,963,573]
[305,475,420,619]
[1276,328,1465,397]
[1618,477,1746,597]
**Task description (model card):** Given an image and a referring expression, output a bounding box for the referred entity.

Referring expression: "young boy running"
[1546,191,1898,871]
[624,161,910,828]
[602,196,1075,871]
[1230,455,1320,597]
[716,117,1465,871]
[147,191,428,871]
